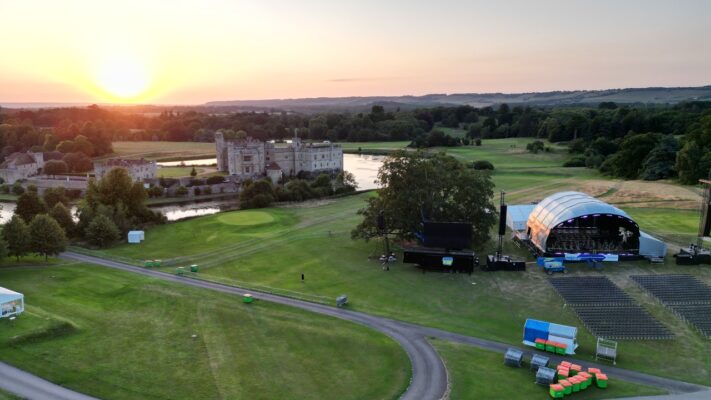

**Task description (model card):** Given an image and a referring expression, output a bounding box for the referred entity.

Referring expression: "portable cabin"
[523,318,578,355]
[504,348,524,367]
[0,287,24,318]
[128,230,145,244]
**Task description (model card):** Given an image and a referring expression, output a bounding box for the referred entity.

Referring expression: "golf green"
[217,210,276,226]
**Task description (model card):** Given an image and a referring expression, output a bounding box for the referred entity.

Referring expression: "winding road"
[1,252,709,400]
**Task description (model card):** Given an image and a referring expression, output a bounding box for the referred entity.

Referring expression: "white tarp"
[639,231,667,258]
[507,204,536,231]
[0,287,24,318]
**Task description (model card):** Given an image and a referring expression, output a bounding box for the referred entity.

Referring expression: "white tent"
[128,230,145,244]
[0,287,24,318]
[506,204,536,232]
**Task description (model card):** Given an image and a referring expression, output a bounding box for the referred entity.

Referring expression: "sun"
[95,57,150,100]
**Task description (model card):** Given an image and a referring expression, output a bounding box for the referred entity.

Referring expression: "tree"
[526,140,545,154]
[2,215,31,260]
[85,214,120,248]
[311,173,333,197]
[44,160,69,176]
[56,140,75,153]
[15,191,48,223]
[190,166,198,177]
[62,152,93,172]
[352,150,497,246]
[29,214,67,261]
[11,182,24,195]
[241,180,275,208]
[640,136,679,180]
[73,135,94,157]
[43,187,70,208]
[334,171,358,194]
[0,238,8,261]
[49,202,75,236]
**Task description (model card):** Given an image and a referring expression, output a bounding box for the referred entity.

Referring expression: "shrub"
[471,160,494,170]
[12,182,25,195]
[193,187,202,196]
[563,155,586,167]
[203,186,212,195]
[206,175,225,185]
[175,186,188,197]
[475,139,482,146]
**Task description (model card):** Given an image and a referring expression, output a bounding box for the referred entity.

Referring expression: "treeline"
[2,101,711,183]
[240,171,358,209]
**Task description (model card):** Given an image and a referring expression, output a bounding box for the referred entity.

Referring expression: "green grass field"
[78,137,711,394]
[433,340,666,400]
[110,141,216,161]
[97,191,711,385]
[0,263,409,400]
[157,166,208,178]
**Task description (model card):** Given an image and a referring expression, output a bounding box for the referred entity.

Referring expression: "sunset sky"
[1,0,709,104]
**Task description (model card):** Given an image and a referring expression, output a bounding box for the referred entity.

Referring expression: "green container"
[190,264,199,273]
[561,382,572,395]
[581,379,589,390]
[555,346,566,355]
[596,379,608,389]
[144,260,154,268]
[535,342,545,350]
[243,294,253,303]
[571,381,581,393]
[154,260,162,267]
[176,267,185,275]
[557,372,568,380]
[545,344,555,352]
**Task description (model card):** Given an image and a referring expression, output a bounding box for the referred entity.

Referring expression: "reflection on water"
[0,153,385,223]
[153,200,236,221]
[343,153,384,190]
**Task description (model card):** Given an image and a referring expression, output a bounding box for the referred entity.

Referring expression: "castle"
[215,132,343,183]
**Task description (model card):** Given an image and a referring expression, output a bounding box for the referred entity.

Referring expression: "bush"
[563,155,586,167]
[471,160,494,170]
[193,187,201,196]
[0,184,9,194]
[12,182,24,195]
[526,140,545,154]
[206,175,225,185]
[203,186,212,195]
[147,186,164,198]
[475,139,482,146]
[175,186,188,196]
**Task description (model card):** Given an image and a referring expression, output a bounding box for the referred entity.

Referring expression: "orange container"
[570,364,581,375]
[560,361,572,368]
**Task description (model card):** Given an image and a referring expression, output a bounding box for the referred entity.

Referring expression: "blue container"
[524,319,550,343]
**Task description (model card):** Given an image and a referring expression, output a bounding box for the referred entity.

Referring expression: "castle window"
[244,155,252,162]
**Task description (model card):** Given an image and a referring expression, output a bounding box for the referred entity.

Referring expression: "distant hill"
[205,85,711,112]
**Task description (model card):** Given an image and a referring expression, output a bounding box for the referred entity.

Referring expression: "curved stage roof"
[527,191,637,252]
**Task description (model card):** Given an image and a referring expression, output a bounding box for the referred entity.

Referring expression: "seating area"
[550,277,673,340]
[632,274,711,338]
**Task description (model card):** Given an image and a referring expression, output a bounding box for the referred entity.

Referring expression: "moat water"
[0,153,384,222]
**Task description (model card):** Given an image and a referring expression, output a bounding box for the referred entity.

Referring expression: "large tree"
[15,191,48,223]
[2,215,31,261]
[352,150,497,247]
[49,202,76,237]
[29,214,67,261]
[85,214,120,248]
